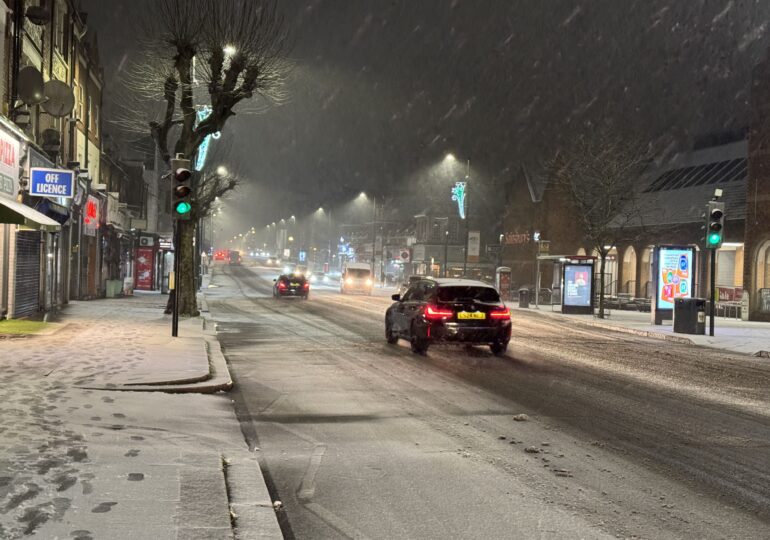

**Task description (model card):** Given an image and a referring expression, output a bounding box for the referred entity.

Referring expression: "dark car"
[273,274,310,299]
[385,278,511,355]
[229,250,242,265]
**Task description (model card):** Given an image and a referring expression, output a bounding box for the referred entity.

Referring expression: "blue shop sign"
[30,168,75,199]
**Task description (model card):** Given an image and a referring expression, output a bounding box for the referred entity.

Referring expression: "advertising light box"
[656,246,694,311]
[562,261,594,315]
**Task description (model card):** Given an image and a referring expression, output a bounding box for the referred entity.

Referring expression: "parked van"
[341,262,373,295]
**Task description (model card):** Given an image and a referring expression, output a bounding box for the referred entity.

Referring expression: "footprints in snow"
[91,501,117,513]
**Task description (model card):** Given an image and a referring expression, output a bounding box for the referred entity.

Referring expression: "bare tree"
[118,0,290,316]
[547,125,653,318]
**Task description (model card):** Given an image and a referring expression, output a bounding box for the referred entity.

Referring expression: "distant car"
[309,272,330,284]
[341,263,373,294]
[228,251,242,265]
[385,278,511,355]
[213,250,228,261]
[273,274,310,299]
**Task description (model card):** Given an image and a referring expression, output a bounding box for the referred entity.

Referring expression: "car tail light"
[424,305,454,320]
[490,307,511,320]
[303,282,310,289]
[277,282,287,290]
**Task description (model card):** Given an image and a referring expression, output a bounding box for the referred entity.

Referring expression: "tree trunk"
[177,219,199,317]
[598,254,607,319]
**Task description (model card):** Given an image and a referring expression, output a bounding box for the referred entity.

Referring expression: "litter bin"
[518,288,530,308]
[673,297,706,335]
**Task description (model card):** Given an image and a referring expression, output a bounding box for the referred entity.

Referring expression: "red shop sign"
[84,196,98,225]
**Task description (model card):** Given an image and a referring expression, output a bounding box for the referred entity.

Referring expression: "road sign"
[29,167,75,198]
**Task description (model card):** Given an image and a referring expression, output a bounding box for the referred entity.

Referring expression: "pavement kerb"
[514,307,695,345]
[225,455,283,539]
[77,316,233,394]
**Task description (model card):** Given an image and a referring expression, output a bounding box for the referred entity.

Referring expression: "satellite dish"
[41,80,75,118]
[26,6,51,26]
[17,66,45,106]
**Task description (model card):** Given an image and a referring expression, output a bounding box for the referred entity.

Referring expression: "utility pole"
[371,195,377,275]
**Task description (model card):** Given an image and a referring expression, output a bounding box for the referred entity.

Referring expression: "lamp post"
[446,154,471,276]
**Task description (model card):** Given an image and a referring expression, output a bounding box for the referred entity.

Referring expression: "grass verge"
[0,319,49,335]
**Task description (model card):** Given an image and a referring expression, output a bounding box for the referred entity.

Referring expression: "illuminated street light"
[223,45,237,56]
[216,166,228,176]
[444,153,456,162]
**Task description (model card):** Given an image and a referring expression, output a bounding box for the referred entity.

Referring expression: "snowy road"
[210,264,770,539]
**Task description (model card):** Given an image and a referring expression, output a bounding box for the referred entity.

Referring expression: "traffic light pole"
[172,220,180,337]
[709,247,716,337]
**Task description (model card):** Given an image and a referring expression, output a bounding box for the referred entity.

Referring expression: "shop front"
[0,125,61,319]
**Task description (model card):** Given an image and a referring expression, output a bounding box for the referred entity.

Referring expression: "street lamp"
[445,152,471,275]
[359,192,378,276]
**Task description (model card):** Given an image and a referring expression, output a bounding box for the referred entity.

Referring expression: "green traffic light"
[175,201,192,214]
[707,232,721,246]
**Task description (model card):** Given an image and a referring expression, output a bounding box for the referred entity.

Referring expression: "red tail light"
[490,307,511,320]
[277,282,287,290]
[303,282,310,289]
[424,305,454,320]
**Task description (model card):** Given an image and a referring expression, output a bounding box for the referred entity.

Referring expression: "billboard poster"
[656,247,694,310]
[135,247,155,290]
[564,264,592,307]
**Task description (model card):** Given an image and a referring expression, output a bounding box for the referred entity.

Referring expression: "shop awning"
[0,197,61,232]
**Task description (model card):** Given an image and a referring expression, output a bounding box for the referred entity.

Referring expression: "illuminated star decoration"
[194,106,222,171]
[451,181,467,219]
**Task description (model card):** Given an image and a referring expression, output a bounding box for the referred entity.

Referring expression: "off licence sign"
[30,167,75,199]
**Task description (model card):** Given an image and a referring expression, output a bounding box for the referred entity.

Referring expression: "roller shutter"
[14,231,40,317]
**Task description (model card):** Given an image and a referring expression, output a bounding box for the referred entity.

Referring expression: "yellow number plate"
[290,283,300,287]
[458,311,486,320]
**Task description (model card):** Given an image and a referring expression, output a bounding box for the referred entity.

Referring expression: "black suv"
[385,278,511,355]
[273,274,310,299]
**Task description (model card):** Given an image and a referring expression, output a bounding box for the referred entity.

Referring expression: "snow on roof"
[430,278,494,288]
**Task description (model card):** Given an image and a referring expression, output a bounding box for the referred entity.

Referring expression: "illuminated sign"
[564,264,593,307]
[84,197,98,224]
[83,195,100,236]
[451,181,467,219]
[656,246,694,310]
[30,168,75,198]
[0,131,19,199]
[194,106,222,171]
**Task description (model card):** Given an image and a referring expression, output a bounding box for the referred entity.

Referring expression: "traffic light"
[170,158,192,220]
[705,200,725,249]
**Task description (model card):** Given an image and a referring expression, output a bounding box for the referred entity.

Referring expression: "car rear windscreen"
[437,286,500,303]
[347,268,370,278]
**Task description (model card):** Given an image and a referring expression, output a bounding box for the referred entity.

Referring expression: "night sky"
[82,0,770,239]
